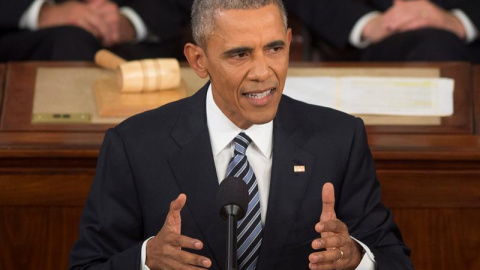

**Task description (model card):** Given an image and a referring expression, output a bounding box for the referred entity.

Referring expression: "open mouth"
[244,88,275,99]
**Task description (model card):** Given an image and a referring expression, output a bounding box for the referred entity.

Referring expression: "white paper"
[283,76,454,116]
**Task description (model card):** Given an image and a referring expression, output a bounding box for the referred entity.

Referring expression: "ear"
[184,43,209,78]
[286,28,293,48]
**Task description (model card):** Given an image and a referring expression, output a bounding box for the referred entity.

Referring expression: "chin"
[250,111,277,125]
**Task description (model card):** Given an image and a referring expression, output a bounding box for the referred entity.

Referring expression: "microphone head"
[216,176,249,220]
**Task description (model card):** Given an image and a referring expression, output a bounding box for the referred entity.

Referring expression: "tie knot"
[234,132,252,155]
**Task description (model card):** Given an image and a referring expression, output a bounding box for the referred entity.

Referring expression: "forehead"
[207,4,286,49]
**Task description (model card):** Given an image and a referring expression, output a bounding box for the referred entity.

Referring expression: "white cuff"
[140,236,155,270]
[120,7,148,42]
[351,236,376,270]
[349,11,382,49]
[19,0,49,30]
[451,9,479,43]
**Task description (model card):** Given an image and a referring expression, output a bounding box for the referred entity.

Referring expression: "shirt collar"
[206,84,273,158]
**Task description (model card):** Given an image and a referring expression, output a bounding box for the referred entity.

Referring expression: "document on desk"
[283,76,454,116]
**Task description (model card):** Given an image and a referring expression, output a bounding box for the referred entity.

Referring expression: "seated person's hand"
[362,0,466,44]
[383,0,466,40]
[38,0,136,47]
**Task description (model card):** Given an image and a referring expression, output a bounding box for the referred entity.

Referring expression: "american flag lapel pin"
[294,165,306,173]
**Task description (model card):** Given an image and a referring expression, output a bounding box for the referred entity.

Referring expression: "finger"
[85,0,106,8]
[163,256,211,270]
[86,12,110,42]
[320,182,336,222]
[309,248,345,269]
[171,248,212,268]
[315,219,348,235]
[101,13,121,46]
[311,233,347,250]
[165,233,204,250]
[74,10,106,39]
[165,194,187,233]
[75,18,101,39]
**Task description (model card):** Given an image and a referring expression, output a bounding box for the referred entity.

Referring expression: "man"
[285,0,480,62]
[0,0,191,61]
[69,0,413,269]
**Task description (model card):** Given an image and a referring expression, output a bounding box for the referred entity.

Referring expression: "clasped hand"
[363,0,466,44]
[38,0,135,47]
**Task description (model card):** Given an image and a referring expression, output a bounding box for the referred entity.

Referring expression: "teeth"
[246,89,272,98]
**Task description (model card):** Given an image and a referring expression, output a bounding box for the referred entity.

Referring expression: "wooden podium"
[0,62,479,270]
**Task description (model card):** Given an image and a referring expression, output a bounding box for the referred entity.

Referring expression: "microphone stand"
[222,205,241,270]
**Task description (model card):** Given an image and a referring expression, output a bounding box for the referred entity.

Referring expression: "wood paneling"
[0,173,93,206]
[474,65,480,134]
[0,207,83,270]
[392,208,480,270]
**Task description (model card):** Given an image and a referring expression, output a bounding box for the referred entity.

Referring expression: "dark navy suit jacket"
[69,83,413,269]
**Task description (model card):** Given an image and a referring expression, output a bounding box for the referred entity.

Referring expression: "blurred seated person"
[285,0,480,62]
[0,0,192,61]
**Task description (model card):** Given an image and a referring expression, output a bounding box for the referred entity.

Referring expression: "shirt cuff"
[19,0,49,30]
[351,236,376,270]
[349,11,382,49]
[141,236,155,270]
[451,9,479,43]
[120,7,148,42]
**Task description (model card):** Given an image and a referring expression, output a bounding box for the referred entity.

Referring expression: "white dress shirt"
[350,9,479,48]
[141,86,376,269]
[19,0,148,41]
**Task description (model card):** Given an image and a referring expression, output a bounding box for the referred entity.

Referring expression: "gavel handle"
[95,49,127,70]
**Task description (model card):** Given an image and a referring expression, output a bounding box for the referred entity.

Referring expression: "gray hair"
[191,0,288,48]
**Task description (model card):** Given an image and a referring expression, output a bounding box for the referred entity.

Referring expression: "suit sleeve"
[284,0,373,48]
[455,1,480,30]
[0,0,34,29]
[69,128,144,270]
[337,118,414,269]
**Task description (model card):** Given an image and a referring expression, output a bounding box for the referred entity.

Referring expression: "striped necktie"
[226,132,263,270]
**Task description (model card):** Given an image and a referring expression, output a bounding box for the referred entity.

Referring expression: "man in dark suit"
[0,0,191,61]
[69,0,413,269]
[285,0,480,62]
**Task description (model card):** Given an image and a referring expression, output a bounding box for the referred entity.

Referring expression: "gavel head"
[117,58,181,92]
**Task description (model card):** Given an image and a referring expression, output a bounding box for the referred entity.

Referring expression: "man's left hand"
[309,183,362,270]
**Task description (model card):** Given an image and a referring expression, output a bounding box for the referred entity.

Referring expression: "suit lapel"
[257,96,316,269]
[167,84,227,268]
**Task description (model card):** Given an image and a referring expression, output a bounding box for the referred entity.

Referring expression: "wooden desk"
[475,65,480,134]
[0,62,479,270]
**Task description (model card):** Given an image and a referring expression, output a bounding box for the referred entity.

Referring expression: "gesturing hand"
[309,183,362,270]
[146,194,212,270]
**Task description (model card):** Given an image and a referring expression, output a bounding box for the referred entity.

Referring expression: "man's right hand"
[146,194,212,270]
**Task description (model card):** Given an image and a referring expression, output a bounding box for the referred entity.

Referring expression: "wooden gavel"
[95,49,181,92]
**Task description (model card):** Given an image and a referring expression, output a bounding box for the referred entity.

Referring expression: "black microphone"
[216,176,249,270]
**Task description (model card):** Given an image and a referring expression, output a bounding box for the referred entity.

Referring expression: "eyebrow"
[222,46,252,58]
[265,40,286,49]
[221,40,286,58]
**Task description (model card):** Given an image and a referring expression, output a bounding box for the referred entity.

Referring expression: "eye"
[268,46,284,54]
[233,52,249,59]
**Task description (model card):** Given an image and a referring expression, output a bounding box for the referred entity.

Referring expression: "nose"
[247,53,271,82]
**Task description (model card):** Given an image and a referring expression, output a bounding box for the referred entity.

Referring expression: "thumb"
[320,182,336,222]
[165,193,187,234]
